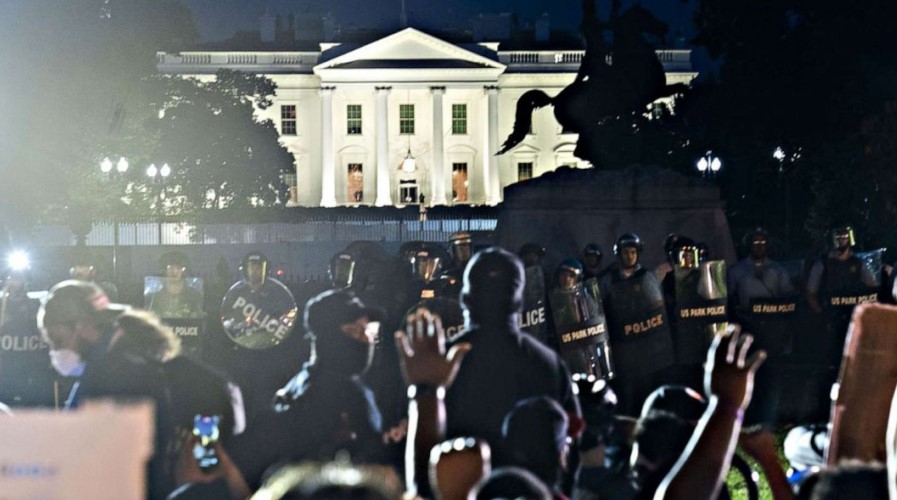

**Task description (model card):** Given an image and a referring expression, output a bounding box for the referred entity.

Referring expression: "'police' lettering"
[0,335,48,351]
[519,308,546,328]
[623,314,664,336]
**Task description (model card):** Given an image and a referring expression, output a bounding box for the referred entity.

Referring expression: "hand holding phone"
[192,414,221,472]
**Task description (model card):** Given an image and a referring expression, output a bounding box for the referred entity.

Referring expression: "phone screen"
[192,414,221,471]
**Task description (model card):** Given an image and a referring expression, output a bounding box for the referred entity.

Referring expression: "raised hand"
[394,308,471,388]
[704,325,766,411]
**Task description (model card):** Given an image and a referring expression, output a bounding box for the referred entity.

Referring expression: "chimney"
[535,13,550,42]
[260,10,276,43]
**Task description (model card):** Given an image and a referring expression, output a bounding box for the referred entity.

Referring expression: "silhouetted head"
[461,248,525,325]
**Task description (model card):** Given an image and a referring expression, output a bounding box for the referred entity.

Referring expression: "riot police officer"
[549,259,613,379]
[599,233,674,416]
[806,226,878,366]
[436,233,473,299]
[146,251,204,319]
[582,244,604,280]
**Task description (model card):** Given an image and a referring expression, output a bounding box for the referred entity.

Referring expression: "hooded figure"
[445,247,581,459]
[234,289,388,489]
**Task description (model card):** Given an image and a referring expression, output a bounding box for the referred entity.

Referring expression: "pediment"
[315,28,505,71]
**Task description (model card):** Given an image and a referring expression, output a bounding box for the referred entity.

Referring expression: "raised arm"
[654,326,766,500]
[395,309,471,498]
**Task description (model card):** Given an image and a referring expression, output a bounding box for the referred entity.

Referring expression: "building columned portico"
[158,27,697,207]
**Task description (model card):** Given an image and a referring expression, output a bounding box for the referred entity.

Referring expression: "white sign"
[0,401,154,499]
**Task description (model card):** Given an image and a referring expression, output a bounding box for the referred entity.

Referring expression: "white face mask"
[49,349,86,377]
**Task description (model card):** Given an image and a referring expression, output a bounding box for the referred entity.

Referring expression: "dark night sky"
[182,0,696,43]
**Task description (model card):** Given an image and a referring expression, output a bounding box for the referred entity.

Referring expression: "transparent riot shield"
[549,279,613,380]
[220,278,298,350]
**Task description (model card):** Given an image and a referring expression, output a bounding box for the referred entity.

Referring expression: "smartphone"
[192,414,221,471]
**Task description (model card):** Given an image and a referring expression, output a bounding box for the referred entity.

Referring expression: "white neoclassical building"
[157,27,696,208]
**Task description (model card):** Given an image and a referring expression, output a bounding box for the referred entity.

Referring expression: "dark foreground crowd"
[1,225,896,500]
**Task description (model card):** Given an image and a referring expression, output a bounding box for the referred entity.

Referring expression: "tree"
[681,0,897,251]
[0,0,199,242]
[139,70,295,218]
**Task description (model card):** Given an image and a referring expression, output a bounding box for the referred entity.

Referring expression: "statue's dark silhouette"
[497,0,688,165]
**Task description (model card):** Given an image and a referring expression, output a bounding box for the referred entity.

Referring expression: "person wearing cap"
[232,288,388,489]
[599,233,674,417]
[37,280,129,388]
[443,247,581,464]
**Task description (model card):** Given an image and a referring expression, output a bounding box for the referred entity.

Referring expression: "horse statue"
[497,0,689,165]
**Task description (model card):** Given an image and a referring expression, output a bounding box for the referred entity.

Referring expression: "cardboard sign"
[0,401,154,499]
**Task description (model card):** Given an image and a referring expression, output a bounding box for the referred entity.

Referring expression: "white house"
[157,27,696,208]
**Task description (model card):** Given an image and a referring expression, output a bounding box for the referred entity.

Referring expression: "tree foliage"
[679,0,897,251]
[0,0,293,244]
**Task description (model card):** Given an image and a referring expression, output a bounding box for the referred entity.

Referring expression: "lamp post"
[99,156,129,278]
[773,147,790,243]
[146,163,171,245]
[696,151,722,179]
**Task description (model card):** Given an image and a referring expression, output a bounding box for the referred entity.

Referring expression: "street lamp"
[99,156,129,278]
[696,151,722,178]
[773,147,791,243]
[146,163,171,245]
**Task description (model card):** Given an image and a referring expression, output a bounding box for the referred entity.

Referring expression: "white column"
[430,86,447,206]
[375,86,392,206]
[319,86,337,207]
[483,85,501,205]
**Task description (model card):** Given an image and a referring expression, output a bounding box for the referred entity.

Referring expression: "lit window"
[348,163,363,202]
[452,163,468,202]
[400,104,415,134]
[347,105,362,135]
[281,105,297,135]
[518,162,533,181]
[452,104,467,134]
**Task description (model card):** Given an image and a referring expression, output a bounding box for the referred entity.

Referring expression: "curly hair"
[112,309,181,361]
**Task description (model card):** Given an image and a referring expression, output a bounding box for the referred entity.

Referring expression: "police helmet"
[558,258,583,277]
[742,227,769,250]
[831,226,856,248]
[613,233,644,256]
[583,243,603,260]
[159,251,190,273]
[449,231,473,246]
[241,252,269,281]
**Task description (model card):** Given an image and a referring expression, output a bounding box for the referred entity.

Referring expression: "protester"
[234,289,389,488]
[445,247,581,456]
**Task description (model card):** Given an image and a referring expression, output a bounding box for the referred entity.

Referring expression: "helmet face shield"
[242,254,269,285]
[330,255,355,288]
[413,252,442,282]
[677,246,699,269]
[831,227,856,249]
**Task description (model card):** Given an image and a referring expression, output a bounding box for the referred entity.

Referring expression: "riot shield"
[605,271,673,378]
[673,261,727,365]
[520,265,549,344]
[403,297,465,343]
[219,278,298,350]
[549,279,613,379]
[145,276,206,358]
[823,249,882,312]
